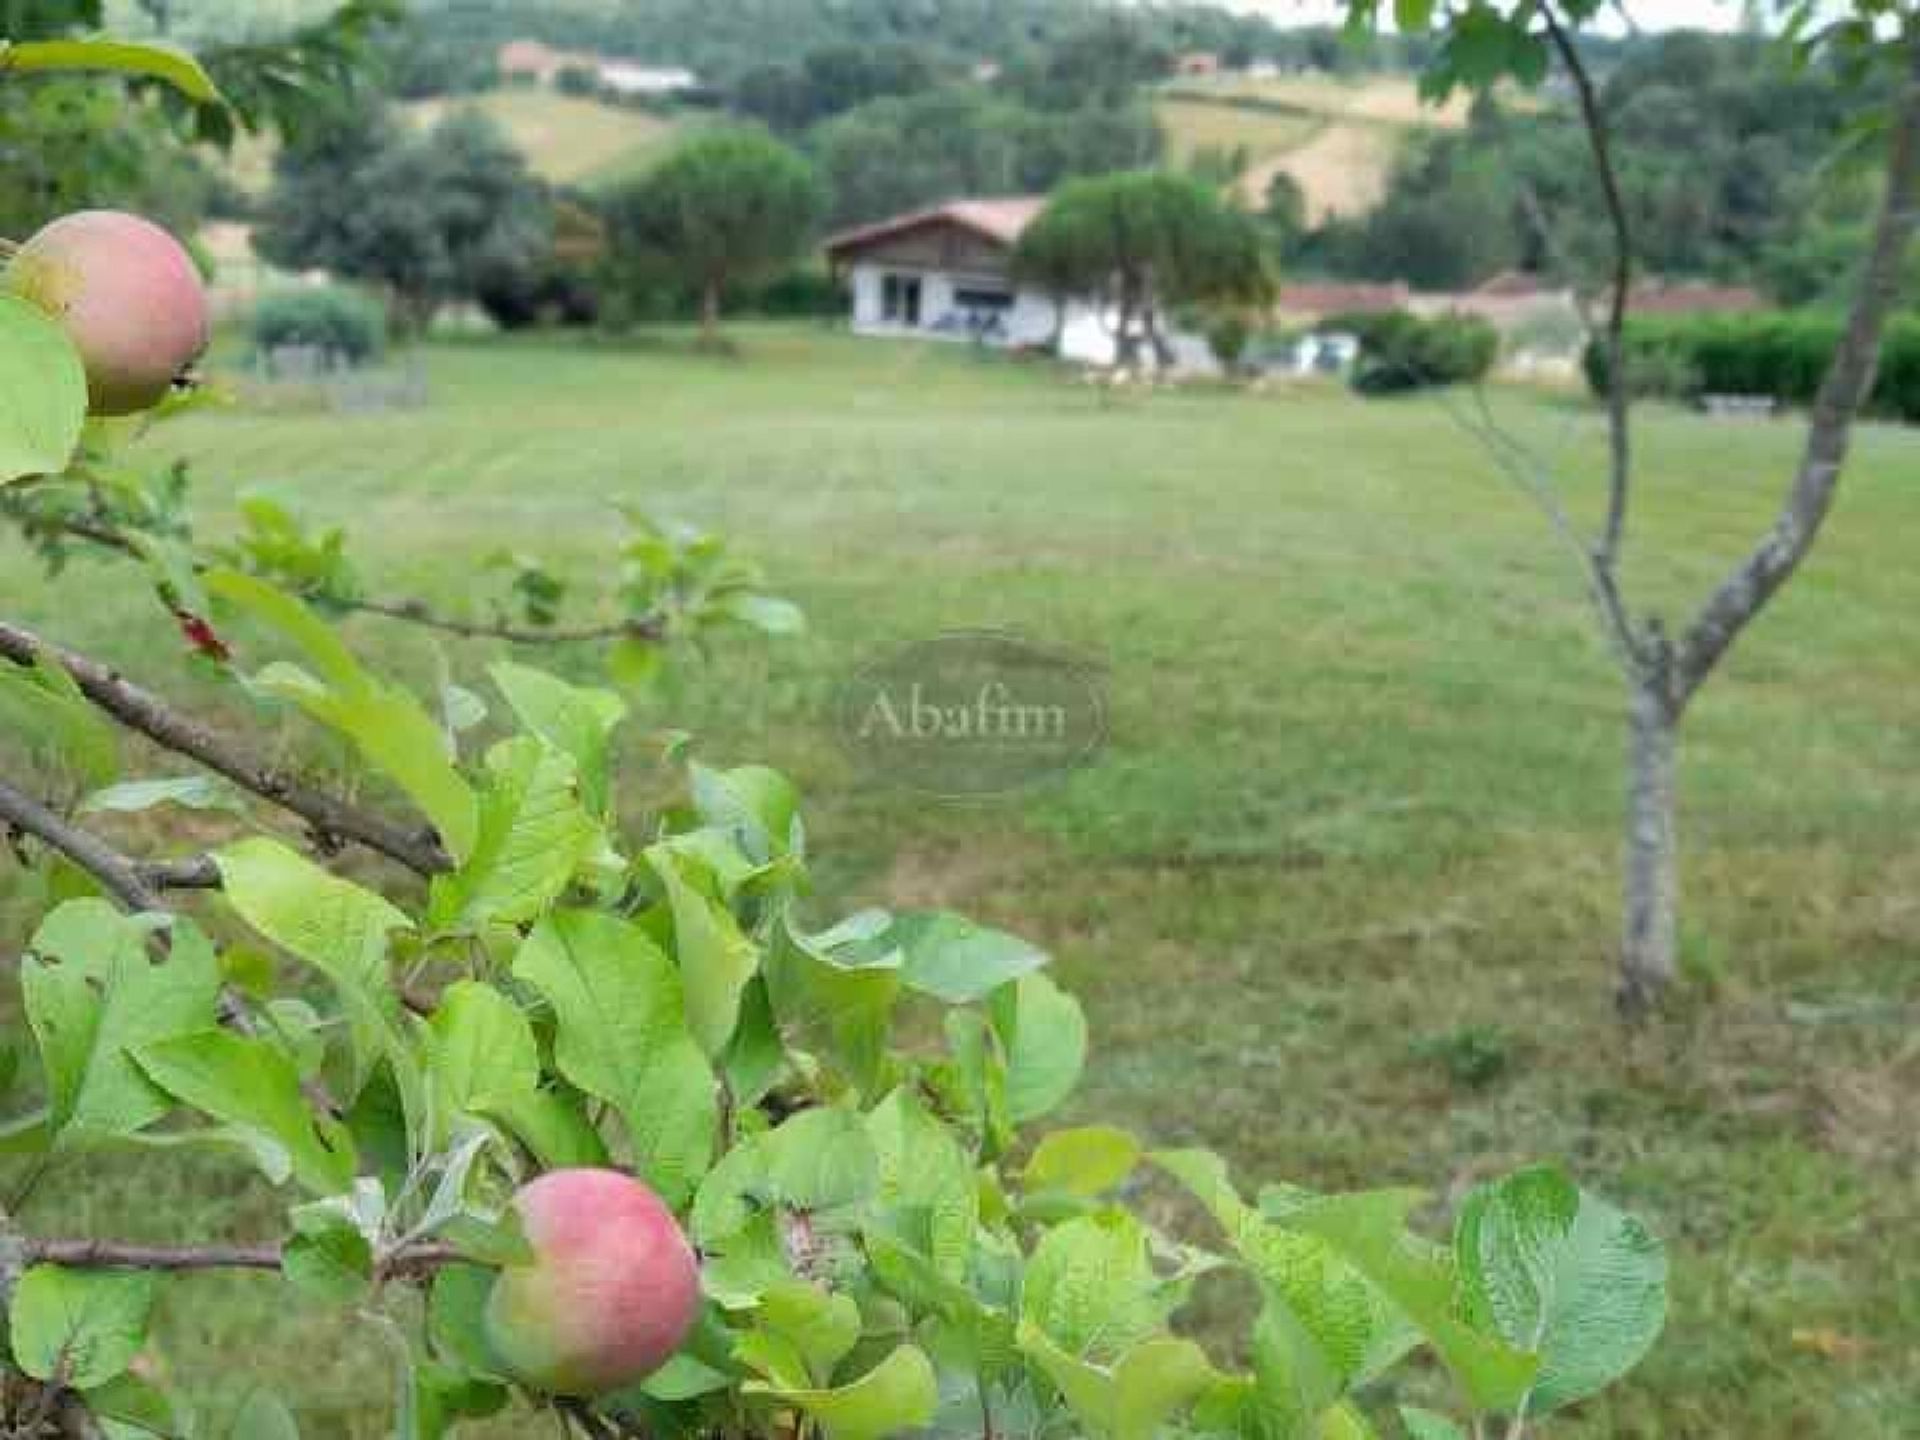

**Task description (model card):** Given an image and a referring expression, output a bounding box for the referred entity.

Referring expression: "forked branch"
[1541,0,1634,578]
[1674,37,1920,708]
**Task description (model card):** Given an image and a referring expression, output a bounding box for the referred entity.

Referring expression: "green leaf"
[1454,1166,1667,1415]
[207,571,477,860]
[0,38,223,102]
[866,1086,978,1281]
[887,911,1048,1004]
[1282,1188,1539,1414]
[690,762,801,863]
[0,649,119,790]
[1400,1406,1468,1440]
[479,1086,609,1170]
[1018,1324,1218,1440]
[1025,1125,1141,1199]
[1022,1210,1173,1361]
[742,1281,862,1386]
[744,1344,936,1440]
[1392,0,1436,31]
[282,1210,374,1305]
[992,971,1086,1125]
[23,902,219,1146]
[647,841,760,1059]
[428,1264,504,1380]
[9,1266,154,1388]
[215,838,418,1116]
[488,661,625,817]
[1152,1150,1420,1405]
[133,1029,356,1194]
[428,738,604,936]
[226,1390,301,1440]
[719,593,806,636]
[693,1107,879,1248]
[511,910,716,1205]
[423,981,539,1145]
[765,915,901,1098]
[0,294,86,481]
[84,1371,179,1437]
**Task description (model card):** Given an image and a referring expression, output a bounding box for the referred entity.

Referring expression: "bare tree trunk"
[1621,640,1679,1017]
[700,278,721,345]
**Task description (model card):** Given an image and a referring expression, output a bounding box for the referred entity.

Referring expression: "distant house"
[496,39,699,98]
[597,62,700,98]
[1175,51,1222,78]
[824,198,1123,365]
[498,40,566,85]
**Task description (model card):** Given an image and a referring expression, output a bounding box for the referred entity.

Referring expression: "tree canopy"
[599,127,822,339]
[1015,170,1272,366]
[255,103,551,333]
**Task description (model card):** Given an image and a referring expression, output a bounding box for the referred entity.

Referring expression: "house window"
[881,273,922,326]
[953,288,1014,313]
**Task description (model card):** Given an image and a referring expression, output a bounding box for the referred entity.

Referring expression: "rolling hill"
[1156,73,1477,220]
[406,90,688,188]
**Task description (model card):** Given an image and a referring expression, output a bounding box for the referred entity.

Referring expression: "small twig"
[0,775,347,1114]
[0,778,164,914]
[340,596,665,646]
[30,509,667,647]
[134,854,222,891]
[20,1237,462,1273]
[1541,0,1634,574]
[0,618,449,876]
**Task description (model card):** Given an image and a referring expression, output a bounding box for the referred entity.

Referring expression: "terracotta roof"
[823,197,1048,259]
[1276,282,1410,316]
[1473,270,1549,298]
[1626,282,1763,315]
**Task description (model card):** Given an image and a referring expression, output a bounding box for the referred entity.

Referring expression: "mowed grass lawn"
[3,328,1917,1437]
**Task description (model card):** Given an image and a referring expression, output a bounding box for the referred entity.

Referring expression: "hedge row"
[1582,311,1920,422]
[1328,309,1500,394]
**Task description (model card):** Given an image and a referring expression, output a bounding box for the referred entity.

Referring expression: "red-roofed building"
[824,197,1125,364]
[1275,282,1411,320]
[1626,281,1763,315]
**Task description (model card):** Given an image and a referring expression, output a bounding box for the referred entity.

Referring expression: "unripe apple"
[4,210,210,416]
[484,1168,701,1397]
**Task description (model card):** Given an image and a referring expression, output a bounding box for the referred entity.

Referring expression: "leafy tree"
[600,127,821,342]
[812,85,1163,229]
[1014,170,1273,367]
[255,104,551,334]
[1348,0,1920,1013]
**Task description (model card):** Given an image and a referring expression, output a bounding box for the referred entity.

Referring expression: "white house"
[596,62,700,98]
[823,198,1126,367]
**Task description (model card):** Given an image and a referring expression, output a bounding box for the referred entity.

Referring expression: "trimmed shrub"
[250,286,386,366]
[1348,310,1498,394]
[1583,311,1920,421]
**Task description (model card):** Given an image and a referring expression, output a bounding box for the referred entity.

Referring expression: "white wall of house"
[846,261,1118,365]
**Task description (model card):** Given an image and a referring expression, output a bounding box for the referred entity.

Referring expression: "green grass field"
[3,328,1917,1436]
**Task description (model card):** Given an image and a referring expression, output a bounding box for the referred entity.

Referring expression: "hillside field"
[1157,73,1481,217]
[1,329,1915,1436]
[407,88,686,187]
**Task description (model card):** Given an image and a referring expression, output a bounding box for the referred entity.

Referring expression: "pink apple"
[4,210,210,416]
[484,1168,702,1397]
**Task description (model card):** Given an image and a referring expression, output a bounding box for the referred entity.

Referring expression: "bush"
[249,286,386,366]
[1205,311,1253,371]
[1349,310,1499,394]
[1583,311,1920,421]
